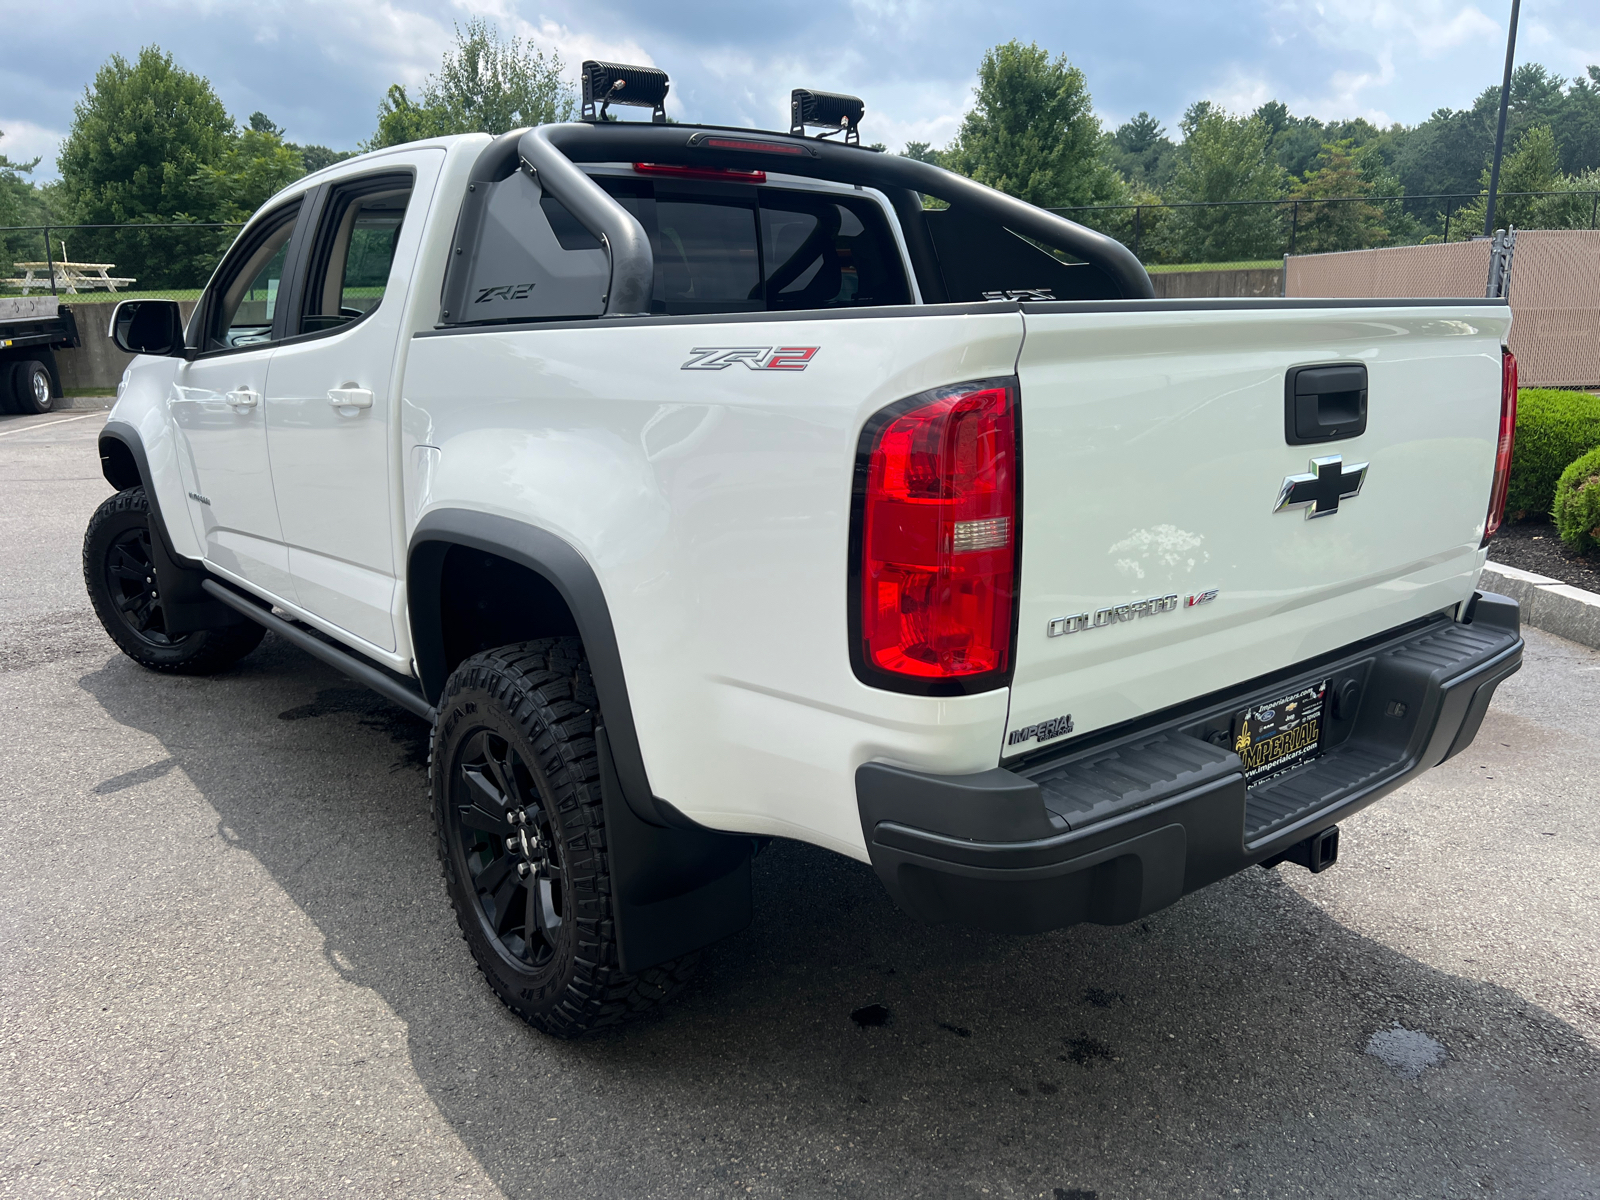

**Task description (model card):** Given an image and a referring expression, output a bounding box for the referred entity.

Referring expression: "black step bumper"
[856,593,1523,933]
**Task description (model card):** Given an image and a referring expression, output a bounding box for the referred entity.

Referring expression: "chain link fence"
[1286,230,1600,388]
[0,223,244,302]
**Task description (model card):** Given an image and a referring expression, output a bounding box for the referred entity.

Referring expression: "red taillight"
[633,162,767,183]
[853,381,1019,690]
[1483,348,1518,545]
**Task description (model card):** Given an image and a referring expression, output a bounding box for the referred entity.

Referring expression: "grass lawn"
[1143,261,1282,273]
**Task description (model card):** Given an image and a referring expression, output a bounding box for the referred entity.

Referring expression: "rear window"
[444,173,911,326]
[600,179,911,316]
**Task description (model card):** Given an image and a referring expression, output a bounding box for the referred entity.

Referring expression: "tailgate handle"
[1285,364,1367,445]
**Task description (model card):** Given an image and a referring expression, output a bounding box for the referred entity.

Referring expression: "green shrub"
[1553,446,1600,556]
[1506,389,1600,520]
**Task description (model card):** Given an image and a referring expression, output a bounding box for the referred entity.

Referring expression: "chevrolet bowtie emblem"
[1275,455,1368,519]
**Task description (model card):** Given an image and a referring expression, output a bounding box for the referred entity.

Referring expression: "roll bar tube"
[462,122,1155,313]
[516,125,655,316]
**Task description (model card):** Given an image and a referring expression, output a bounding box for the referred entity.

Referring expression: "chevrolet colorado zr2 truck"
[85,67,1525,1037]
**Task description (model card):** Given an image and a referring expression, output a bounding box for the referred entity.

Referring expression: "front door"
[265,156,437,652]
[169,199,304,601]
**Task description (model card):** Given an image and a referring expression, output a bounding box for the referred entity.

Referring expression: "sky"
[3,0,1598,181]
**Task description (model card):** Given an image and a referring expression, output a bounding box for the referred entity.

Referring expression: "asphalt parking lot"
[2,409,1596,1199]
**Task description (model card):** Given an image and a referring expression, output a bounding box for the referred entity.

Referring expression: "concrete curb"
[1481,561,1600,649]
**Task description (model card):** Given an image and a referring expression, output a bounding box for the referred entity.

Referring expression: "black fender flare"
[408,508,753,972]
[96,420,245,633]
[408,508,673,831]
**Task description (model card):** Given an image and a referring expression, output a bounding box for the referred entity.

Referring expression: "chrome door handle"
[328,388,373,410]
[224,387,259,409]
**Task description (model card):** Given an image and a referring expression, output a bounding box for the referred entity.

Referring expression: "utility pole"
[1483,0,1522,237]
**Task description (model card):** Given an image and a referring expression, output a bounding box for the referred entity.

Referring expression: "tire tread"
[430,638,696,1036]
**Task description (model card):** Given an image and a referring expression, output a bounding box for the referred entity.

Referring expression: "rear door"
[264,152,440,652]
[1003,301,1511,756]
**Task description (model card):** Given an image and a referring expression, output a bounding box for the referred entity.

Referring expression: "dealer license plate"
[1234,680,1329,783]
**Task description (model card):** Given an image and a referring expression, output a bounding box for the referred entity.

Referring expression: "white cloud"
[0,118,69,175]
[1204,69,1279,117]
[1271,0,1501,57]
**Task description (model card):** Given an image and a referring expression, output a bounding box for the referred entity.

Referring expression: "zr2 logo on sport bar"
[681,347,819,371]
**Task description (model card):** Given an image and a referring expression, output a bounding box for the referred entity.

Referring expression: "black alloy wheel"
[431,639,698,1036]
[83,487,265,673]
[446,729,568,971]
[105,521,184,648]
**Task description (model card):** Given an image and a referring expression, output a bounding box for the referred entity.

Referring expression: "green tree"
[1560,67,1600,176]
[57,46,236,288]
[0,128,43,280]
[1453,123,1562,234]
[944,40,1124,210]
[369,18,575,149]
[245,111,354,178]
[59,47,233,224]
[1165,106,1287,262]
[297,145,356,173]
[190,126,306,222]
[900,141,946,168]
[1102,112,1178,188]
[1284,139,1388,253]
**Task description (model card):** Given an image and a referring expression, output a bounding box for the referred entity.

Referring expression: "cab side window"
[300,176,413,334]
[204,201,300,352]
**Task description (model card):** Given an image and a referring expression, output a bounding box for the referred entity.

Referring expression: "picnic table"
[5,261,137,294]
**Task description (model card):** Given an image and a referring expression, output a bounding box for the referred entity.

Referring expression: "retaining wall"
[1149,268,1282,299]
[54,300,197,393]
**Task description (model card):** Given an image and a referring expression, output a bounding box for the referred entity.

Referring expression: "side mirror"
[109,299,189,357]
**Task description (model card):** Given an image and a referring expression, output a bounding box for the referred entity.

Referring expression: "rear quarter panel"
[401,310,1022,858]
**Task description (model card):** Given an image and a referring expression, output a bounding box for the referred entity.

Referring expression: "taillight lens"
[1482,348,1517,545]
[852,380,1019,692]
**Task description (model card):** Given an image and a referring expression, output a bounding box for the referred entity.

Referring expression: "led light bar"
[582,61,670,123]
[790,89,865,145]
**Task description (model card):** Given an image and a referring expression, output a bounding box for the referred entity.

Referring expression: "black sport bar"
[459,122,1156,314]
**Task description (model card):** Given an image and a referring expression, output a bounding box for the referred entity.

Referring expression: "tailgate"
[1003,301,1512,756]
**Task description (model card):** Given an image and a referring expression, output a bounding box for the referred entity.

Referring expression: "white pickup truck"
[87,69,1524,1037]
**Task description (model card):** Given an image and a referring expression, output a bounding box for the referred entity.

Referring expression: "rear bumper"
[856,592,1523,933]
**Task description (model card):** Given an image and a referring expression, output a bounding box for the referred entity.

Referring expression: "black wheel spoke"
[448,720,569,972]
[473,851,517,894]
[535,877,562,934]
[484,747,520,805]
[489,870,523,935]
[103,524,183,647]
[457,782,512,835]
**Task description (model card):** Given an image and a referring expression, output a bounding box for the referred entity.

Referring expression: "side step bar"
[200,579,436,722]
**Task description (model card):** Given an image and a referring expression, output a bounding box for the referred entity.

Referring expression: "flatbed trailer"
[0,296,79,414]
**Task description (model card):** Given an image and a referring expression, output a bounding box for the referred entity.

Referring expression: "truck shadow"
[79,637,1599,1200]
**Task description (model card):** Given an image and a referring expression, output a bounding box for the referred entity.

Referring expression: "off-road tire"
[83,487,265,673]
[431,638,697,1037]
[11,359,54,415]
